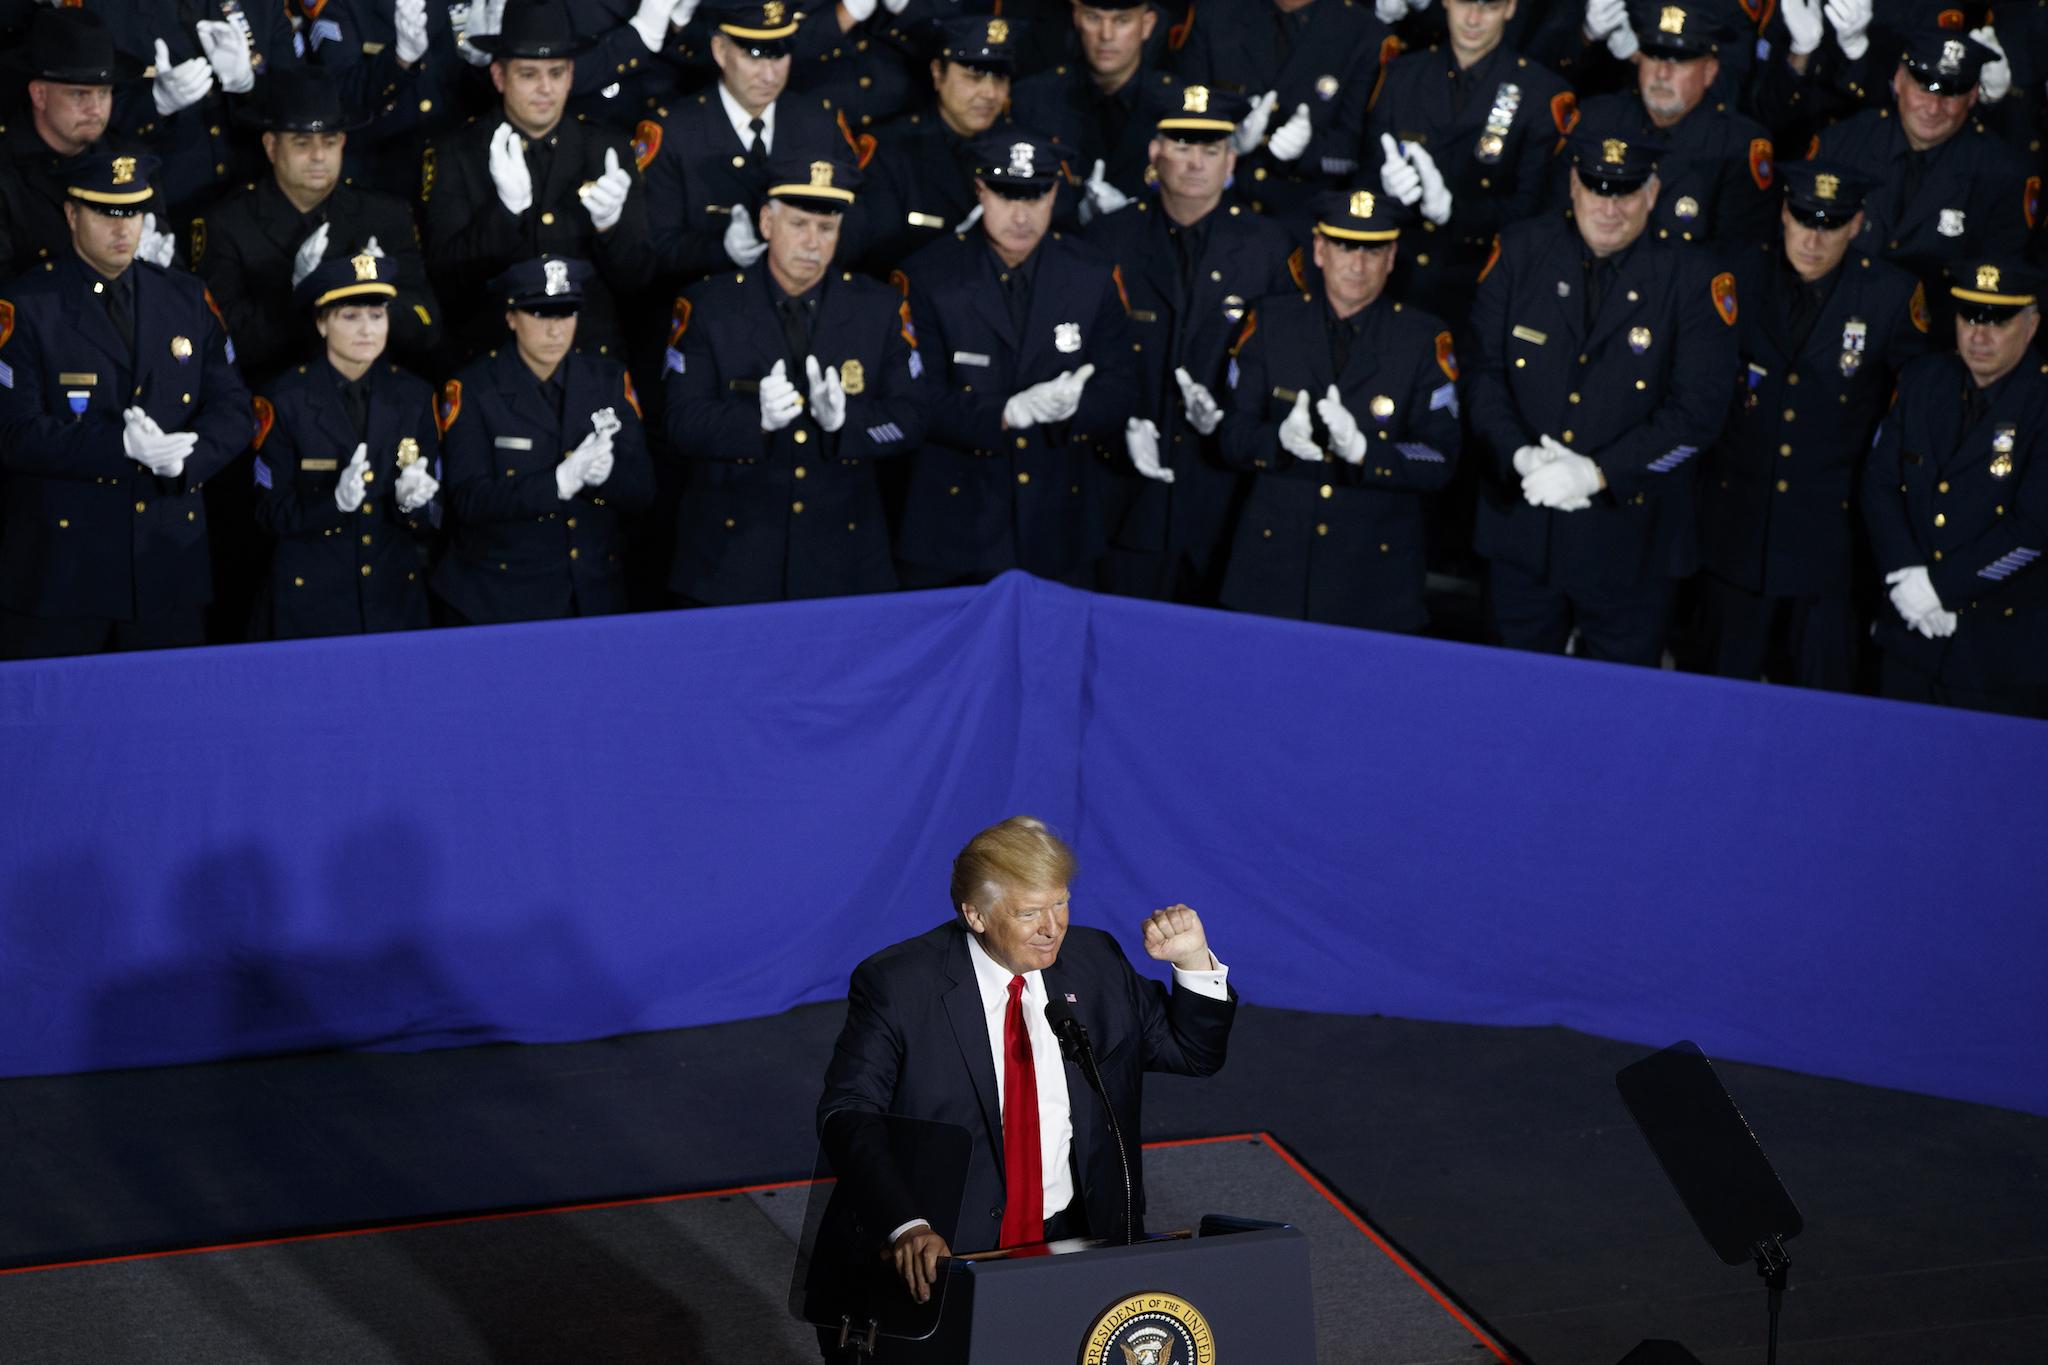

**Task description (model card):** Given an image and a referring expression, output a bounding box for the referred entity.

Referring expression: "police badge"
[1315,74,1339,100]
[1839,319,1867,376]
[839,359,865,395]
[1370,395,1395,418]
[1628,326,1652,354]
[1937,208,1966,237]
[1991,427,2016,478]
[396,437,421,469]
[1054,322,1082,353]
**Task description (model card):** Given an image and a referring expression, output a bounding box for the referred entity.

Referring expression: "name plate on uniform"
[729,379,760,393]
[906,211,945,229]
[1510,325,1547,345]
[301,458,339,471]
[953,351,991,367]
[58,372,99,386]
[494,436,534,450]
[1128,309,1158,323]
[1272,386,1299,403]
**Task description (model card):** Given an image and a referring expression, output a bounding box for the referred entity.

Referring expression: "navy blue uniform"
[1467,216,1740,662]
[1011,63,1184,198]
[0,124,167,283]
[1215,289,1461,631]
[1566,91,1777,257]
[250,358,439,638]
[432,345,654,622]
[0,256,252,639]
[663,267,926,605]
[1084,197,1296,600]
[894,228,1136,584]
[1863,351,2048,713]
[841,111,998,273]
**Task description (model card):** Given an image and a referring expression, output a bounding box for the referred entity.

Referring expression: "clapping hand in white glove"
[1316,385,1368,465]
[952,203,984,236]
[591,406,623,441]
[1379,134,1423,206]
[291,221,330,289]
[1605,11,1639,57]
[137,214,176,269]
[1972,27,2011,102]
[630,0,676,50]
[458,0,506,66]
[724,205,768,266]
[841,0,878,21]
[759,358,804,432]
[123,407,197,478]
[580,149,632,232]
[1376,0,1410,23]
[1002,364,1095,429]
[804,356,848,433]
[195,19,254,94]
[1511,443,1553,477]
[395,459,439,513]
[1174,366,1223,436]
[1268,104,1312,163]
[395,0,430,64]
[1233,91,1278,156]
[1523,434,1602,509]
[1125,418,1175,484]
[488,123,534,216]
[1824,0,1870,61]
[1405,142,1452,225]
[1885,565,1951,637]
[583,441,616,487]
[1079,159,1133,224]
[335,443,371,513]
[1277,390,1321,462]
[1780,0,1824,56]
[1584,0,1625,39]
[152,38,215,116]
[556,430,608,499]
[362,234,385,258]
[882,0,912,12]
[671,0,702,26]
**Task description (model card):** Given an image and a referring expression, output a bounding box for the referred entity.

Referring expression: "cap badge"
[987,18,1008,44]
[763,1,786,25]
[1977,265,2001,292]
[1603,138,1627,165]
[112,156,137,185]
[1939,40,1964,74]
[809,160,834,188]
[352,252,378,282]
[1348,189,1376,219]
[1659,6,1685,33]
[1814,173,1839,201]
[544,259,570,296]
[1184,85,1209,114]
[1675,196,1699,219]
[1008,142,1035,177]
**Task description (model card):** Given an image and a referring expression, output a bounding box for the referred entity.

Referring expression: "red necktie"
[999,974,1044,1248]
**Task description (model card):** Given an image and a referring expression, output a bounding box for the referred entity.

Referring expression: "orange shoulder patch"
[622,372,641,419]
[1748,138,1774,192]
[1804,133,1820,160]
[1478,235,1502,284]
[1286,246,1307,294]
[1435,330,1458,382]
[1112,264,1132,316]
[1167,1,1194,51]
[1378,34,1403,67]
[202,285,226,330]
[437,379,462,435]
[2026,175,2041,232]
[632,119,663,174]
[1230,309,1259,357]
[251,395,274,450]
[0,299,13,351]
[669,296,691,347]
[1711,271,1738,327]
[1936,8,1964,29]
[1908,281,1930,334]
[1550,90,1579,137]
[898,298,918,351]
[887,268,911,299]
[837,109,877,170]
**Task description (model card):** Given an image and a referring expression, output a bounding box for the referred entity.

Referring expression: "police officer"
[1862,259,2048,716]
[663,150,926,604]
[422,0,653,352]
[192,71,441,385]
[0,153,252,659]
[893,129,1135,587]
[1214,188,1461,631]
[1085,85,1296,603]
[432,255,654,623]
[1011,1,1184,208]
[1564,0,1776,257]
[633,1,838,287]
[1695,162,1930,688]
[250,251,441,639]
[1467,123,1739,665]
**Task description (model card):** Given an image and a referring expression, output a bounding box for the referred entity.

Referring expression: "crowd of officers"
[0,0,2044,716]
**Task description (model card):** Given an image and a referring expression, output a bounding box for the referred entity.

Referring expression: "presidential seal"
[1081,1292,1215,1365]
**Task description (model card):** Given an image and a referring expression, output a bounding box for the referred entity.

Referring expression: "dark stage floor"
[3,1006,2043,1363]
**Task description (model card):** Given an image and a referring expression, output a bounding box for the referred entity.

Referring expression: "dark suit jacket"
[817,921,1235,1255]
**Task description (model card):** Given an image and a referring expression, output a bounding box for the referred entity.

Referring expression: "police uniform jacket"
[561,0,692,126]
[250,357,438,638]
[302,0,497,198]
[1814,109,2036,289]
[1084,196,1295,574]
[422,113,655,349]
[1566,92,1777,257]
[1215,288,1460,630]
[1700,243,1929,596]
[1468,215,1740,587]
[841,111,994,274]
[0,124,167,282]
[0,256,253,620]
[633,91,838,284]
[193,178,442,382]
[432,344,653,622]
[894,228,1136,580]
[1011,63,1184,198]
[1862,351,2048,686]
[662,267,926,605]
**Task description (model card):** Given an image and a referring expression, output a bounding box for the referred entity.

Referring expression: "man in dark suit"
[817,815,1234,1307]
[662,149,927,605]
[0,153,251,659]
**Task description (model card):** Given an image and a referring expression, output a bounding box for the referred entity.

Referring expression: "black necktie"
[748,116,767,168]
[1786,277,1829,354]
[1001,268,1028,336]
[1328,313,1358,378]
[1583,256,1613,334]
[103,274,134,352]
[342,380,369,439]
[1170,225,1197,298]
[777,295,812,366]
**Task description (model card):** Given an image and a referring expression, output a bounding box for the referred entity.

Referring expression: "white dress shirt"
[716,81,775,154]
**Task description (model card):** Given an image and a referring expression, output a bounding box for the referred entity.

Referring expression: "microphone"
[1044,995,1135,1245]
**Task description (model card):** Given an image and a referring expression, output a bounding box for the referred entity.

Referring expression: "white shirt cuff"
[1172,957,1230,1001]
[887,1217,931,1245]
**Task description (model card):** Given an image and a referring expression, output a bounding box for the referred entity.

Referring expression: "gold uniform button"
[1933,550,1943,561]
[540,211,555,225]
[1787,373,1799,385]
[732,155,746,168]
[570,547,580,559]
[793,466,807,479]
[1319,484,1333,499]
[1568,392,1580,404]
[1782,408,1795,421]
[1514,358,1526,368]
[566,517,577,528]
[187,510,196,521]
[361,534,372,545]
[948,485,960,495]
[134,500,146,512]
[1253,167,1268,181]
[1561,430,1574,444]
[791,500,805,513]
[1315,522,1328,536]
[293,576,305,587]
[1938,480,1949,493]
[1779,444,1792,457]
[420,99,433,113]
[793,429,808,444]
[360,564,372,576]
[1017,471,1030,484]
[57,518,69,528]
[1261,527,1272,538]
[1015,436,1028,449]
[1379,542,1390,553]
[1934,513,1946,527]
[724,517,736,528]
[1776,479,1788,492]
[361,469,375,483]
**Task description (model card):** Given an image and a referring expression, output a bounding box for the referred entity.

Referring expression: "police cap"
[1897,26,1995,96]
[1950,260,2043,325]
[972,130,1064,198]
[66,153,161,217]
[489,256,593,315]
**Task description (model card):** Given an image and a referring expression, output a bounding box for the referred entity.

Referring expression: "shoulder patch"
[1378,35,1403,68]
[898,296,918,351]
[1737,0,1766,26]
[1478,235,1501,284]
[1804,132,1820,160]
[202,285,226,329]
[1711,271,1738,326]
[1111,264,1132,316]
[1936,7,1964,29]
[0,299,12,352]
[633,119,662,173]
[1748,138,1774,192]
[1230,309,1259,357]
[2026,175,2040,232]
[1908,281,1930,334]
[188,217,207,268]
[1550,90,1579,137]
[1435,330,1458,382]
[670,296,691,346]
[888,268,911,299]
[837,109,877,170]
[622,371,641,419]
[437,379,461,435]
[1286,246,1307,294]
[1167,2,1194,50]
[251,395,274,450]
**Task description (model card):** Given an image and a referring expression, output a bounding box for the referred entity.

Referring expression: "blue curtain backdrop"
[3,572,2043,1116]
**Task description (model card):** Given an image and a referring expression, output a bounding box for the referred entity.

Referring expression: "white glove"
[1278,390,1321,462]
[1780,0,1824,56]
[1003,364,1095,429]
[671,0,701,25]
[1524,434,1602,509]
[591,406,623,441]
[1605,12,1640,59]
[1174,367,1223,436]
[1316,385,1368,465]
[1584,0,1626,39]
[395,0,429,65]
[724,206,768,266]
[122,407,197,478]
[556,433,605,499]
[1233,91,1278,156]
[1972,27,2010,103]
[395,460,439,513]
[151,39,215,116]
[1406,142,1452,226]
[291,220,330,289]
[1125,418,1175,484]
[883,0,911,12]
[362,234,385,258]
[1824,0,1869,62]
[489,123,534,216]
[760,358,803,432]
[1511,443,1553,477]
[583,442,615,487]
[195,19,254,95]
[335,443,371,513]
[841,0,878,21]
[1079,159,1133,225]
[952,203,984,236]
[457,0,506,66]
[803,356,848,434]
[1268,104,1312,163]
[580,148,632,233]
[1378,133,1423,206]
[1923,609,1959,638]
[1376,0,1409,21]
[137,214,176,270]
[630,0,673,52]
[1885,566,1946,633]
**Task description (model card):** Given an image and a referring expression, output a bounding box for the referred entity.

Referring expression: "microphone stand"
[1046,1001,1135,1246]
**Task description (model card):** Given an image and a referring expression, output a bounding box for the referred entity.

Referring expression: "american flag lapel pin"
[1064,993,1078,1003]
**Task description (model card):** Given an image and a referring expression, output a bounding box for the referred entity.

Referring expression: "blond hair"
[950,815,1078,916]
